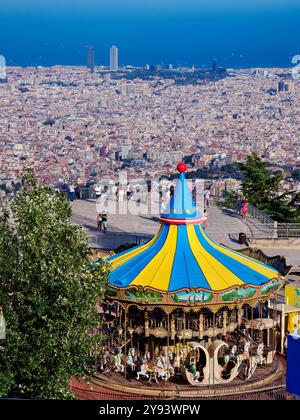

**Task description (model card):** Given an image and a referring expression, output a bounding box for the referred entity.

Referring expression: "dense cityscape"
[1,50,300,197]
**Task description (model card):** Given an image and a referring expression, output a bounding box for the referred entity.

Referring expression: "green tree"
[240,154,283,207]
[0,172,109,399]
[240,154,300,222]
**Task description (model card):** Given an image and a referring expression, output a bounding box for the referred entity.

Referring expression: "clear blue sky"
[1,0,300,67]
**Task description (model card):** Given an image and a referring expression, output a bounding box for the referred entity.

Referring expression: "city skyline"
[1,1,300,68]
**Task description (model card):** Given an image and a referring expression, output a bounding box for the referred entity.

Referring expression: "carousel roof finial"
[177,162,187,173]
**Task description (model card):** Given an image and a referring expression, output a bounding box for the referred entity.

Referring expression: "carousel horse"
[144,348,151,361]
[244,340,251,354]
[136,362,150,381]
[112,352,125,373]
[230,345,237,358]
[245,355,259,380]
[147,361,159,384]
[160,352,168,367]
[156,357,175,381]
[156,356,171,381]
[103,351,111,371]
[168,350,174,362]
[256,343,266,366]
[126,347,136,371]
[235,340,263,380]
[99,350,111,372]
[236,340,251,369]
[173,353,182,372]
[223,353,230,370]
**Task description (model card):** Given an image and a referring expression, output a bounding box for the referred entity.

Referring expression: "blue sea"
[1,4,300,68]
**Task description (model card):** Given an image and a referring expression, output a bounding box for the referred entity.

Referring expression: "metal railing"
[248,203,274,225]
[240,203,300,240]
[60,187,96,200]
[275,223,300,239]
[70,377,290,400]
[252,223,300,239]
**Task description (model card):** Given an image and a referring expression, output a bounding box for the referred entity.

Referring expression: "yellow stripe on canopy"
[187,225,244,291]
[109,225,163,270]
[130,225,178,291]
[200,226,278,279]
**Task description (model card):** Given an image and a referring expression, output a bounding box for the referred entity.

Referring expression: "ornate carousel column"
[266,299,270,347]
[223,309,228,336]
[171,313,176,341]
[199,312,204,340]
[237,306,243,328]
[144,309,149,338]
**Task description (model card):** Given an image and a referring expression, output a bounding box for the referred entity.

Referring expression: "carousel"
[95,163,291,391]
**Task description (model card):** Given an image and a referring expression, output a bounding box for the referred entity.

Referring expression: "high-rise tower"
[212,58,218,73]
[0,55,7,83]
[86,46,95,73]
[110,45,118,71]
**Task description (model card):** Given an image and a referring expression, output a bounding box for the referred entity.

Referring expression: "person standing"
[95,184,101,201]
[202,209,208,229]
[97,213,103,231]
[236,196,242,215]
[75,184,81,200]
[69,183,76,201]
[127,183,132,201]
[241,197,248,219]
[101,212,108,233]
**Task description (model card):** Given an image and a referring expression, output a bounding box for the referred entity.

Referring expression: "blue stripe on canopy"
[109,224,169,287]
[168,225,211,291]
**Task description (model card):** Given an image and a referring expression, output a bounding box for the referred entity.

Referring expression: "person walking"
[236,196,242,215]
[97,213,103,231]
[241,197,248,219]
[204,188,210,209]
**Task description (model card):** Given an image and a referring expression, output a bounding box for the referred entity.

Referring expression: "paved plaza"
[71,199,251,248]
[71,198,299,268]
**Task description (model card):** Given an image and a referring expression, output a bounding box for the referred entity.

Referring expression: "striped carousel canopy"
[106,163,281,293]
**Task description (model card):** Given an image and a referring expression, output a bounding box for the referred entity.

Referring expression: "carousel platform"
[70,355,287,400]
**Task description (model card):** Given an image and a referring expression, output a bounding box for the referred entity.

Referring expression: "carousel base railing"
[70,355,288,400]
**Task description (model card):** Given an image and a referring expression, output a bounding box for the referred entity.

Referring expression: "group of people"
[94,183,143,202]
[97,212,108,232]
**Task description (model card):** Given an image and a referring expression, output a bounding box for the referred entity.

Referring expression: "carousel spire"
[161,162,202,225]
